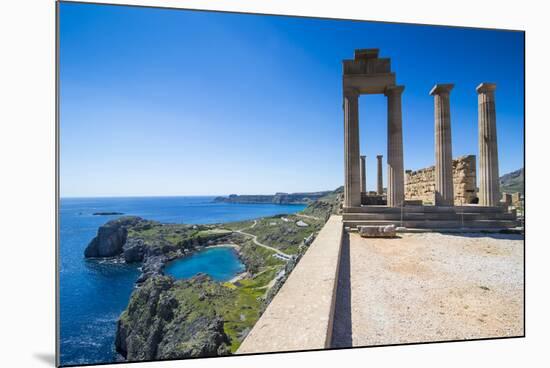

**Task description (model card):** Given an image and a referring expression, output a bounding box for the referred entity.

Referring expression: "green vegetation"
[238,238,285,273]
[220,265,283,352]
[245,215,323,255]
[126,223,233,256]
[220,220,254,231]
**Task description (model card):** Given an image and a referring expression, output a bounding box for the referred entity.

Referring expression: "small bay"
[164,246,245,281]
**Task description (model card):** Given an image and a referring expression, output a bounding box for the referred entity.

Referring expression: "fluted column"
[385,85,405,207]
[360,155,367,193]
[376,155,383,195]
[343,88,361,208]
[430,84,455,206]
[477,83,500,206]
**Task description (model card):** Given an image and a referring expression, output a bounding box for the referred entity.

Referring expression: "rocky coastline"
[83,187,343,363]
[84,216,237,283]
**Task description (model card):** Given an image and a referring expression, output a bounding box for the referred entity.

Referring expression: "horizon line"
[59,190,338,199]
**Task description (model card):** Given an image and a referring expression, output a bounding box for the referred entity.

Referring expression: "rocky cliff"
[115,274,231,361]
[84,217,146,258]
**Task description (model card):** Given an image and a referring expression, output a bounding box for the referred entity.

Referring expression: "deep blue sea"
[59,196,305,366]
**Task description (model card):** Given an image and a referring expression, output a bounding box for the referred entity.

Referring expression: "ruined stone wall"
[405,155,477,205]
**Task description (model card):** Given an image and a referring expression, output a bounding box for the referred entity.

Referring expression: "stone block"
[359,224,396,238]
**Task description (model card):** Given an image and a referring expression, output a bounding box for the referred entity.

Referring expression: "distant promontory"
[213,191,332,205]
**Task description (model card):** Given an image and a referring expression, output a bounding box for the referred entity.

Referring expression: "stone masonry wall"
[405,155,477,205]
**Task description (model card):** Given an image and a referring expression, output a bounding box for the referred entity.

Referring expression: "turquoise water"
[164,246,245,281]
[59,196,305,366]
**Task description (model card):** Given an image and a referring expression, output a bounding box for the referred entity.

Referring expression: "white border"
[1,1,548,368]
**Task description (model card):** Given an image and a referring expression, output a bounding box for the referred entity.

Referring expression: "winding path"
[235,220,291,258]
[296,213,321,221]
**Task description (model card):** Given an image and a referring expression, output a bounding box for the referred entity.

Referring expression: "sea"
[59,196,306,366]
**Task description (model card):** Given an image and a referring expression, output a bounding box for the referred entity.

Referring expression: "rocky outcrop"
[84,216,146,258]
[122,238,145,263]
[115,274,231,361]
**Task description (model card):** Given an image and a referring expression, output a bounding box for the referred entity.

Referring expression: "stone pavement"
[331,232,523,347]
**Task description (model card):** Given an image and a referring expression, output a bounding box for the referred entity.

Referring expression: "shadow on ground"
[330,232,352,348]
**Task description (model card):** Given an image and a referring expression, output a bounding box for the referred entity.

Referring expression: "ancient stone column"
[343,88,361,208]
[376,155,383,195]
[430,84,455,206]
[360,155,367,193]
[385,86,405,207]
[477,83,500,206]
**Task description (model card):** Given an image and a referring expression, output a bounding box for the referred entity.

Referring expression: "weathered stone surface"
[430,83,455,206]
[360,155,367,193]
[358,224,396,238]
[405,155,477,205]
[502,193,512,207]
[385,85,405,207]
[343,88,361,208]
[477,82,500,206]
[376,155,383,195]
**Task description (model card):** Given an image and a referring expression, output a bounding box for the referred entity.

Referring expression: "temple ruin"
[238,48,523,355]
[341,49,517,229]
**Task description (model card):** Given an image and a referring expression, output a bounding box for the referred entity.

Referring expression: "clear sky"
[59,2,524,197]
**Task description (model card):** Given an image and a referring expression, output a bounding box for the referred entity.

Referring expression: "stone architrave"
[477,83,500,206]
[342,49,402,208]
[360,155,367,193]
[385,85,405,207]
[430,84,455,206]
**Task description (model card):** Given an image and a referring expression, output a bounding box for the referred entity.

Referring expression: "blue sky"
[59,2,524,197]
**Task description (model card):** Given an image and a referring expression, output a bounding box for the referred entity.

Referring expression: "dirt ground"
[331,232,524,347]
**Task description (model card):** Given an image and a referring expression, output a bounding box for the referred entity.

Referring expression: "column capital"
[429,83,454,96]
[476,82,497,94]
[360,155,366,159]
[384,85,405,97]
[376,154,383,159]
[343,87,360,98]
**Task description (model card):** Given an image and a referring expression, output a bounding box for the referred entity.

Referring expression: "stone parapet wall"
[405,155,477,205]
